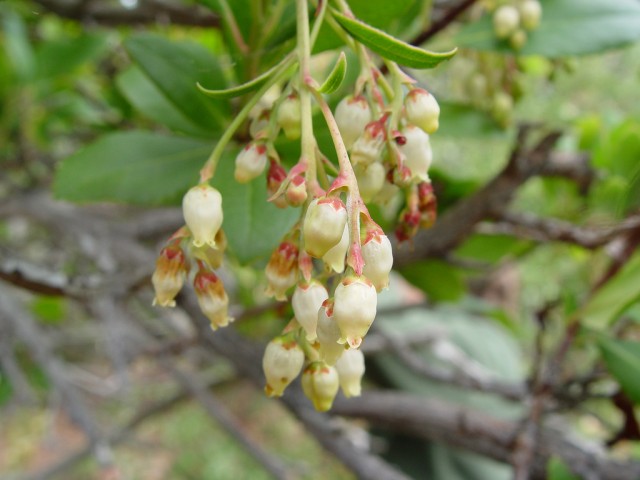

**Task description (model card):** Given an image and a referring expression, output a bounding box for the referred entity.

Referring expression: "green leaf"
[197,54,295,99]
[597,337,640,404]
[438,102,503,137]
[456,234,531,263]
[53,131,211,205]
[581,252,640,330]
[318,52,347,94]
[399,260,465,302]
[1,8,35,81]
[333,11,456,69]
[547,456,580,480]
[456,0,640,57]
[116,67,212,138]
[211,152,299,264]
[124,33,229,132]
[35,33,109,79]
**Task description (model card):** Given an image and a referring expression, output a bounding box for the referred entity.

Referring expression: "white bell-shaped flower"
[301,362,340,412]
[493,5,520,39]
[334,276,377,349]
[262,335,305,397]
[182,184,223,248]
[335,95,372,150]
[316,299,345,366]
[519,0,542,31]
[335,348,365,398]
[398,125,432,183]
[322,224,349,274]
[292,281,328,341]
[354,162,386,202]
[303,197,347,258]
[405,88,440,134]
[193,267,233,330]
[235,142,267,183]
[362,232,393,292]
[277,94,301,140]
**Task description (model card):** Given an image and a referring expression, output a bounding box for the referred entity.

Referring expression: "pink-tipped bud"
[335,348,365,398]
[362,231,393,292]
[354,162,386,203]
[395,206,421,243]
[405,88,440,134]
[350,118,386,166]
[285,174,307,207]
[266,159,288,208]
[301,362,340,412]
[493,5,520,39]
[182,184,223,248]
[262,335,304,397]
[194,267,233,330]
[398,125,432,183]
[335,95,372,150]
[265,241,299,301]
[292,281,329,341]
[334,276,377,349]
[152,243,189,307]
[277,94,301,140]
[303,197,348,258]
[317,299,345,366]
[235,142,267,183]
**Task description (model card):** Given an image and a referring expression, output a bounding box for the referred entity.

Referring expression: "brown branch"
[411,0,480,46]
[477,212,640,249]
[31,0,220,27]
[332,391,640,480]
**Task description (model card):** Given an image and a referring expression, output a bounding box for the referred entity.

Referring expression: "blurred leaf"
[547,456,580,480]
[581,252,640,330]
[211,152,299,264]
[318,52,347,94]
[456,234,531,263]
[34,33,109,79]
[116,66,212,137]
[399,260,465,302]
[31,296,66,325]
[597,337,640,404]
[1,8,35,80]
[197,54,295,99]
[333,12,457,69]
[348,0,415,29]
[456,0,640,57]
[53,131,211,205]
[593,120,640,175]
[438,102,503,137]
[124,33,229,132]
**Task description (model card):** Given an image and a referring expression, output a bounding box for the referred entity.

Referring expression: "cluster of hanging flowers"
[151,3,442,412]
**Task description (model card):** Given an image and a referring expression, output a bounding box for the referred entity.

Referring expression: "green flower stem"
[199,54,297,183]
[297,0,318,191]
[308,85,365,275]
[310,0,329,48]
[217,0,249,55]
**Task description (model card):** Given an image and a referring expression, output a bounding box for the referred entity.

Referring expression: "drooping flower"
[316,299,345,366]
[265,240,299,301]
[301,362,340,412]
[262,335,305,397]
[404,88,440,134]
[152,243,189,307]
[335,95,372,150]
[303,197,347,258]
[333,276,377,349]
[398,125,433,183]
[277,94,301,140]
[182,184,223,248]
[193,266,233,330]
[292,281,328,341]
[335,348,365,398]
[235,142,268,183]
[362,230,393,292]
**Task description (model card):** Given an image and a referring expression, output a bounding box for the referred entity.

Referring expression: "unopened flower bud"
[292,281,328,341]
[493,5,520,39]
[322,224,349,273]
[405,89,440,134]
[152,243,189,307]
[334,276,377,349]
[286,174,307,207]
[303,197,348,258]
[354,162,386,203]
[182,184,223,248]
[235,142,267,183]
[398,125,433,182]
[418,181,438,228]
[335,348,365,398]
[277,94,301,140]
[520,0,542,31]
[194,267,233,330]
[362,231,393,292]
[267,159,288,208]
[395,206,421,243]
[301,362,339,412]
[350,119,386,166]
[262,335,304,397]
[317,299,345,365]
[265,240,299,301]
[191,229,227,269]
[509,29,527,50]
[335,95,372,150]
